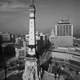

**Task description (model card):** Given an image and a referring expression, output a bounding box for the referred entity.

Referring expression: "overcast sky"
[0,0,80,34]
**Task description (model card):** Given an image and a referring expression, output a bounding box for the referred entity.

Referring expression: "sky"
[0,0,80,34]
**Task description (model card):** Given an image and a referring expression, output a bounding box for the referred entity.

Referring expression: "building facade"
[54,18,73,47]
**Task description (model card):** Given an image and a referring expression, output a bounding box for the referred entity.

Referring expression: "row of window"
[57,24,72,36]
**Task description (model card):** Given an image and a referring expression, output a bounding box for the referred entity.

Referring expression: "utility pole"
[22,0,39,80]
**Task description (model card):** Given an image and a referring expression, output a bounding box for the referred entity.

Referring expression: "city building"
[0,32,15,43]
[15,37,27,58]
[53,18,73,47]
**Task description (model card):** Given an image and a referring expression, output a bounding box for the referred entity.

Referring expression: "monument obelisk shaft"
[28,0,36,56]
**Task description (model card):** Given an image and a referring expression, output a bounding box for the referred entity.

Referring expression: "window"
[69,25,71,36]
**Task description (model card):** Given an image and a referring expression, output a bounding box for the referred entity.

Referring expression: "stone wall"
[54,36,73,47]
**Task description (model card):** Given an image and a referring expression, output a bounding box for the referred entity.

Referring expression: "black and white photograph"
[0,0,80,80]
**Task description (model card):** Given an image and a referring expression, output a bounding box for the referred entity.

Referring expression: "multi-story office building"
[54,18,73,47]
[55,19,73,36]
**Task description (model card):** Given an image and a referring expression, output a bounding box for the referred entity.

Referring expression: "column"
[55,24,57,36]
[71,24,73,36]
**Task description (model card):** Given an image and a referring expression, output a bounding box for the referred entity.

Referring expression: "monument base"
[22,57,39,80]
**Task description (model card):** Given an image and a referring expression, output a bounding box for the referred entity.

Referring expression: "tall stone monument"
[23,0,39,80]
